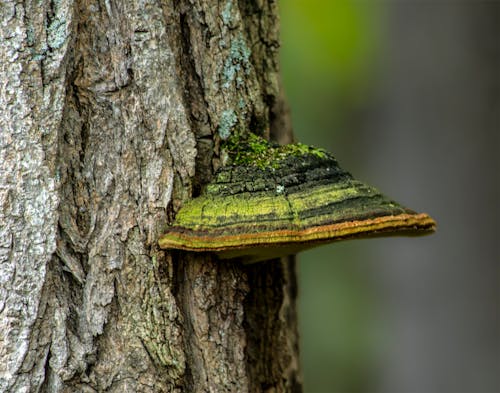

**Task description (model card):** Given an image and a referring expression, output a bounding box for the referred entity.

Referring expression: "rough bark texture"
[0,1,301,392]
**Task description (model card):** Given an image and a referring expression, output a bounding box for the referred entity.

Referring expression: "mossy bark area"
[0,1,300,392]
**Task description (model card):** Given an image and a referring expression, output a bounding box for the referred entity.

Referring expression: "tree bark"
[0,1,301,392]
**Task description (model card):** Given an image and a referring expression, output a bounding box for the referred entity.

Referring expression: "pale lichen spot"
[218,110,238,140]
[47,17,67,50]
[222,34,251,89]
[221,0,234,26]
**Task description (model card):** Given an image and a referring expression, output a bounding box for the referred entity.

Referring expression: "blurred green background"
[280,3,383,391]
[279,1,499,393]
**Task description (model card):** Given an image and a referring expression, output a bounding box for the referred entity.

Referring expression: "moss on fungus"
[222,132,327,169]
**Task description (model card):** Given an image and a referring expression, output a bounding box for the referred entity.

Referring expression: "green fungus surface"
[159,135,436,262]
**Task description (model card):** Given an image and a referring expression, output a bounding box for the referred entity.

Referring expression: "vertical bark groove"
[243,259,301,393]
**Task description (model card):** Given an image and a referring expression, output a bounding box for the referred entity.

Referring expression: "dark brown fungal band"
[159,136,436,263]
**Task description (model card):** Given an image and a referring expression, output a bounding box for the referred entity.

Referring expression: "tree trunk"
[0,1,301,392]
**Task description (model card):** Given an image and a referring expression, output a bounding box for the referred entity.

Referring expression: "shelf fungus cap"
[159,137,436,263]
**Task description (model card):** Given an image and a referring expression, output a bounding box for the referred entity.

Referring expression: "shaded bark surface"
[0,1,301,392]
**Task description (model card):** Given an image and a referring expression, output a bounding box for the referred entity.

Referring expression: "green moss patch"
[223,132,327,169]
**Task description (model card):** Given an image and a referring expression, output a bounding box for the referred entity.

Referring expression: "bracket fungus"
[159,134,436,263]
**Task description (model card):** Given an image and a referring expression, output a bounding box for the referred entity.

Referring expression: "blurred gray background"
[280,1,499,392]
